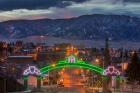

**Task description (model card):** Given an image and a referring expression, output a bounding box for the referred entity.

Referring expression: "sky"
[0,0,140,22]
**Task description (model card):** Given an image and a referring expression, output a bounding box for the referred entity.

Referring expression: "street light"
[94,58,100,66]
[95,58,99,63]
[52,64,56,67]
[40,35,44,45]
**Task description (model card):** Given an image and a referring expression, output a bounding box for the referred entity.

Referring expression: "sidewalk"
[8,90,31,93]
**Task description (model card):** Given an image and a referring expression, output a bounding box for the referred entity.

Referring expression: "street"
[32,85,92,93]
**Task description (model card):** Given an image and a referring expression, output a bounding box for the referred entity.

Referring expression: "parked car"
[57,83,64,87]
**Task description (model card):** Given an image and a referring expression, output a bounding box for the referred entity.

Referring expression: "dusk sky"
[0,0,140,22]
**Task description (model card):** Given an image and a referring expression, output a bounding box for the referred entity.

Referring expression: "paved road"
[9,86,140,93]
[30,85,95,93]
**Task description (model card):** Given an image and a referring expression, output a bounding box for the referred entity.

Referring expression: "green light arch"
[40,55,104,75]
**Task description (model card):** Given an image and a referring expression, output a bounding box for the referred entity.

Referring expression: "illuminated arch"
[40,55,104,75]
[22,66,42,90]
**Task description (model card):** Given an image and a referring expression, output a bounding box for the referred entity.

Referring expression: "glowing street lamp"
[40,35,44,45]
[52,64,56,67]
[95,58,99,63]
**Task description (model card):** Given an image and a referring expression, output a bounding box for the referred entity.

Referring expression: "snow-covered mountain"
[0,14,140,41]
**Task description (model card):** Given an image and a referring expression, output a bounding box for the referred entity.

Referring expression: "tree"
[0,42,4,59]
[126,52,140,83]
[104,38,111,67]
[7,44,14,55]
[103,38,112,93]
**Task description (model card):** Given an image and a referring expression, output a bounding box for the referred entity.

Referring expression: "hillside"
[0,14,140,41]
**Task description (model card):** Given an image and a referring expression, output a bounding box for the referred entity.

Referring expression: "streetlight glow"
[95,58,99,63]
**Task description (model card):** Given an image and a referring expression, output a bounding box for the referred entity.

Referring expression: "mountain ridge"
[0,14,140,41]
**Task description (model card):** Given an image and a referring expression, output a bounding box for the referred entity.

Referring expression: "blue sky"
[0,0,140,21]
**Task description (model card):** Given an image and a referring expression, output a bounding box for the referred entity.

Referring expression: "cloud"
[0,0,140,21]
[0,0,87,11]
[0,9,53,22]
[123,0,140,3]
[0,0,139,11]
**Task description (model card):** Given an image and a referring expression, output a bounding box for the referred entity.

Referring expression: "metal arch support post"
[37,76,42,91]
[23,76,28,91]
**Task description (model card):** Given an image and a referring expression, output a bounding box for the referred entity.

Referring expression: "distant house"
[7,56,34,65]
[7,56,36,78]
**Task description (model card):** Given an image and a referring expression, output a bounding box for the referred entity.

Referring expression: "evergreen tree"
[103,38,112,93]
[126,52,140,83]
[0,42,4,59]
[7,44,14,55]
[104,38,111,67]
